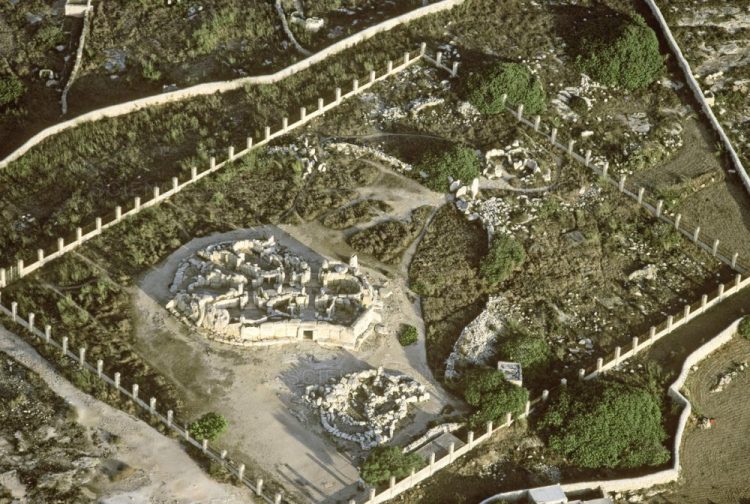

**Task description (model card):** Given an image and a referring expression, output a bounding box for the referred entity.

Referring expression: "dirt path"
[0,326,255,504]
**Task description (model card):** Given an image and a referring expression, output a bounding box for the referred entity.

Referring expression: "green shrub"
[480,235,525,285]
[398,325,418,346]
[739,316,750,341]
[34,23,65,49]
[0,74,24,106]
[360,446,425,486]
[141,59,162,82]
[497,329,550,372]
[461,368,529,429]
[464,62,546,115]
[538,380,670,469]
[576,15,664,90]
[416,145,481,192]
[188,412,228,442]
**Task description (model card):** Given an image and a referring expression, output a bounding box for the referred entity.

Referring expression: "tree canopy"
[188,412,228,442]
[461,368,529,429]
[464,62,546,115]
[0,74,24,107]
[576,14,664,90]
[360,446,425,486]
[480,235,526,286]
[538,380,670,469]
[416,145,481,192]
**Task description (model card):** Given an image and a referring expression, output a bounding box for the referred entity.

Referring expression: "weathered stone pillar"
[153,186,160,200]
[44,325,51,344]
[567,139,575,154]
[429,452,435,475]
[210,156,216,170]
[58,237,65,252]
[134,196,141,211]
[618,175,626,192]
[300,107,307,121]
[732,252,739,269]
[17,259,24,277]
[369,70,376,83]
[436,51,443,66]
[247,137,253,150]
[78,347,86,368]
[585,149,592,166]
[256,478,264,495]
[692,226,700,243]
[560,378,567,386]
[167,410,173,427]
[191,166,198,181]
[467,430,474,447]
[632,336,639,352]
[132,383,139,401]
[735,273,742,287]
[352,79,359,93]
[10,301,17,322]
[500,93,507,107]
[114,372,121,391]
[220,449,227,460]
[149,397,156,414]
[486,421,493,435]
[318,97,324,110]
[335,87,342,103]
[0,268,5,287]
[516,103,524,120]
[202,439,208,453]
[448,441,455,462]
[404,51,410,65]
[451,61,459,77]
[637,187,645,204]
[505,412,512,426]
[368,488,376,501]
[37,248,44,262]
[282,117,289,131]
[712,238,720,256]
[602,162,609,178]
[238,463,245,481]
[578,368,585,380]
[550,128,557,144]
[172,177,178,191]
[76,227,83,242]
[28,312,34,332]
[614,346,621,363]
[524,400,531,416]
[655,200,663,217]
[115,206,122,220]
[674,213,681,230]
[95,217,102,232]
[390,474,396,490]
[718,283,725,298]
[542,389,550,401]
[420,42,427,55]
[62,336,68,357]
[701,294,708,310]
[228,145,235,160]
[96,359,103,378]
[667,315,674,331]
[387,60,393,73]
[649,326,656,340]
[265,126,271,140]
[533,115,541,131]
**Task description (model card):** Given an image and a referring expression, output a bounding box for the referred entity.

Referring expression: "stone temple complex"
[166,237,381,349]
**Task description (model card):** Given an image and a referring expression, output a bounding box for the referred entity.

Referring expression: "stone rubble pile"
[484,140,550,183]
[551,73,602,123]
[711,361,748,393]
[327,141,413,172]
[269,136,326,178]
[305,368,429,449]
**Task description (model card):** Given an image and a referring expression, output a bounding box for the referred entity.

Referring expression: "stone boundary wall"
[60,0,93,115]
[0,0,466,170]
[644,0,750,196]
[480,318,742,503]
[0,296,286,504]
[0,47,428,288]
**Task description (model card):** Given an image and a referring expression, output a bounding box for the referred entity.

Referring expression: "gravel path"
[0,326,255,504]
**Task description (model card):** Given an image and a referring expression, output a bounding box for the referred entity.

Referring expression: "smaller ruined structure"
[167,237,380,349]
[497,361,523,387]
[305,368,429,449]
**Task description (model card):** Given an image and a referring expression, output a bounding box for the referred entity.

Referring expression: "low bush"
[0,74,24,107]
[496,328,550,373]
[538,380,670,469]
[398,325,418,346]
[461,368,529,429]
[188,412,228,442]
[739,316,750,341]
[480,235,526,286]
[464,62,546,115]
[416,145,481,192]
[360,446,425,486]
[576,14,664,90]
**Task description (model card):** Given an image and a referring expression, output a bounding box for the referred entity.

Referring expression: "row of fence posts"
[0,42,436,290]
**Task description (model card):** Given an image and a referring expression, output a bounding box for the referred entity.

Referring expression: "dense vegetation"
[480,235,526,286]
[399,324,419,346]
[348,206,433,263]
[463,62,546,115]
[360,446,425,486]
[461,368,529,429]
[416,145,481,192]
[409,205,488,375]
[576,14,664,90]
[0,74,24,107]
[189,412,229,442]
[740,316,750,341]
[538,380,670,469]
[496,326,550,377]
